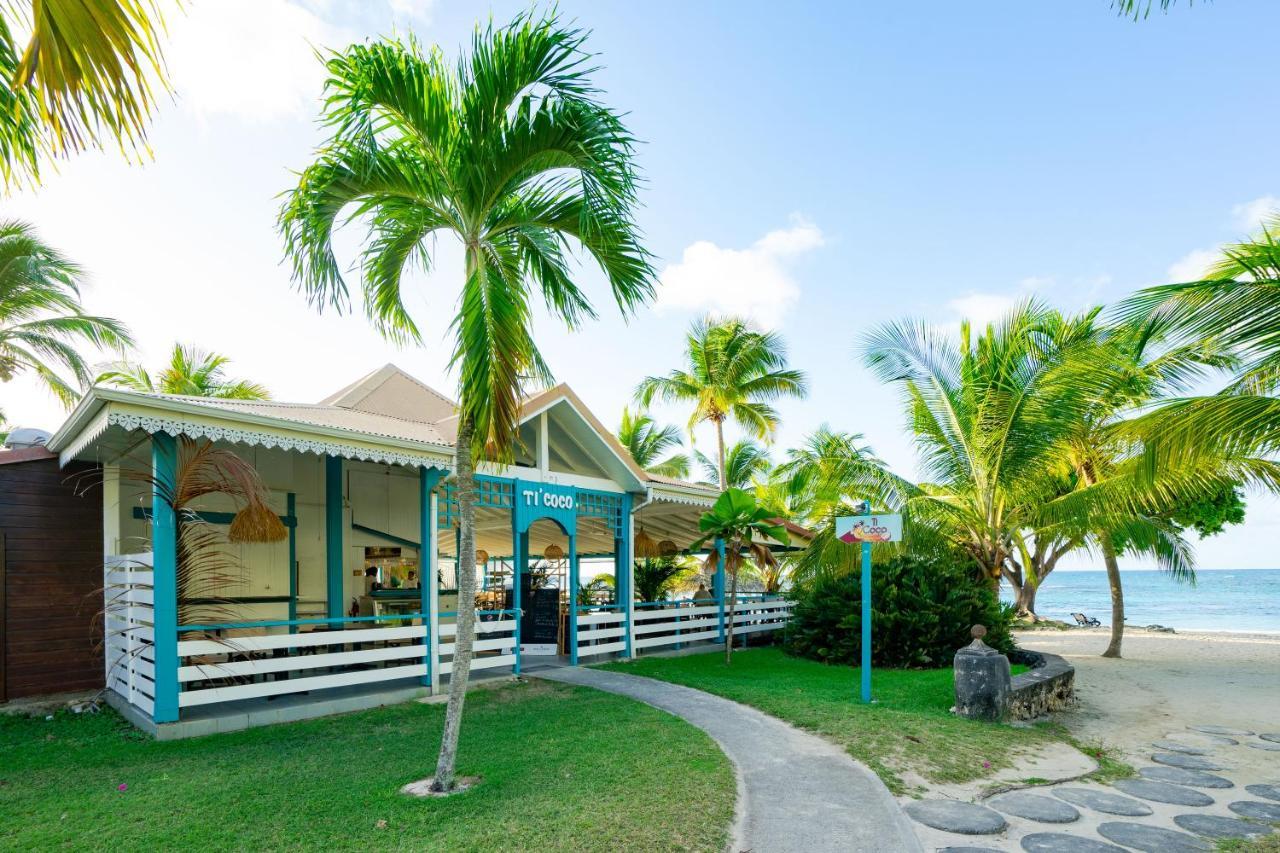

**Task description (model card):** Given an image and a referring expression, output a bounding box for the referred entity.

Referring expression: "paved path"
[535,667,922,853]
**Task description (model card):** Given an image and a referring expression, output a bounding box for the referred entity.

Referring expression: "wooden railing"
[103,553,157,717]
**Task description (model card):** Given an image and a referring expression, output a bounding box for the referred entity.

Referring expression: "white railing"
[632,602,721,651]
[729,597,795,635]
[437,612,518,675]
[103,553,157,716]
[574,606,627,659]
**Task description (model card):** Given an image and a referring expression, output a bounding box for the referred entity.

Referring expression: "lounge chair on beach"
[1072,612,1101,627]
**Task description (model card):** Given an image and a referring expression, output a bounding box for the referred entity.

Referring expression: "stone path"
[534,667,923,853]
[903,724,1280,851]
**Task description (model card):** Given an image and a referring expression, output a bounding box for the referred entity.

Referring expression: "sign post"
[835,509,903,703]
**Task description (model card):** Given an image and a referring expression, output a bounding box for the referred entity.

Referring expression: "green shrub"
[784,553,1014,668]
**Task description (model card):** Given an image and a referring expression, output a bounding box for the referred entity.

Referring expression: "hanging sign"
[521,486,575,511]
[835,513,902,544]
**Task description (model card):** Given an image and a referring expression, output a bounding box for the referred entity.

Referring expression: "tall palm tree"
[637,316,807,492]
[616,407,689,478]
[0,220,131,405]
[278,15,654,794]
[694,438,770,490]
[95,343,269,399]
[1,0,172,191]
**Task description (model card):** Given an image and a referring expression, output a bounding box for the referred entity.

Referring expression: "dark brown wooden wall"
[0,457,104,701]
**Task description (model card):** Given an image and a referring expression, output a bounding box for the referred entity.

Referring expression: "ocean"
[1000,569,1280,634]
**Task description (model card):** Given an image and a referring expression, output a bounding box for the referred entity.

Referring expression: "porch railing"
[437,610,518,676]
[103,553,157,718]
[572,604,627,662]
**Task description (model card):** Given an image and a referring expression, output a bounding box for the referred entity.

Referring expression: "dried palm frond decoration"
[658,539,679,557]
[476,549,489,565]
[634,526,658,559]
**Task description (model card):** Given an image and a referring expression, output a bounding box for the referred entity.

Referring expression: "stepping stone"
[1020,833,1127,853]
[1246,783,1280,802]
[1246,740,1280,751]
[1261,733,1280,743]
[903,799,1007,835]
[1052,786,1153,816]
[1096,821,1211,853]
[1188,724,1254,737]
[1178,733,1238,746]
[1113,778,1215,807]
[1152,740,1213,755]
[1229,799,1280,822]
[989,791,1080,823]
[1152,753,1227,771]
[1140,766,1234,789]
[939,848,1002,853]
[1173,813,1274,840]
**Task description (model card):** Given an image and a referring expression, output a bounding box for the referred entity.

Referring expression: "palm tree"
[0,220,132,405]
[617,407,689,478]
[96,343,269,399]
[637,316,807,492]
[695,438,770,489]
[278,15,654,794]
[1,0,172,191]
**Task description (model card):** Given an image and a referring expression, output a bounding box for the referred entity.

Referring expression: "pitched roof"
[319,363,457,423]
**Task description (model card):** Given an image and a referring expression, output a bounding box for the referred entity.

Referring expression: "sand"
[1014,626,1280,772]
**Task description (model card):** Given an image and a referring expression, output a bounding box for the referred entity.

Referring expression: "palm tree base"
[401,776,482,797]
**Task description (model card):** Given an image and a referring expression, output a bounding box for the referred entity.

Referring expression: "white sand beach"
[1016,627,1280,771]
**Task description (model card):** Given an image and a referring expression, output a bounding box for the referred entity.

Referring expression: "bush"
[784,553,1014,668]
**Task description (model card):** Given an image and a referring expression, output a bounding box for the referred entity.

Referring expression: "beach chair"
[1072,612,1101,627]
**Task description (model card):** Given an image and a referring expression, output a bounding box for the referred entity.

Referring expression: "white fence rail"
[437,615,518,676]
[103,553,157,716]
[574,607,627,659]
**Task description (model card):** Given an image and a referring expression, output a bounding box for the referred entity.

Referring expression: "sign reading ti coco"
[521,487,575,510]
[835,513,903,544]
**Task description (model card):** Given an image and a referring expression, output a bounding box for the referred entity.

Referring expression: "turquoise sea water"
[1000,569,1280,634]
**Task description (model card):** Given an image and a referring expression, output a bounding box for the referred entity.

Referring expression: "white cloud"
[1167,248,1217,282]
[655,217,823,327]
[167,1,352,122]
[1232,195,1280,232]
[388,0,437,23]
[947,292,1018,328]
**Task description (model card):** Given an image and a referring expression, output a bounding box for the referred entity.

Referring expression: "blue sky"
[5,1,1279,568]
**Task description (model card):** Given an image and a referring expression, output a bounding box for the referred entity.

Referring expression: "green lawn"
[601,646,1073,795]
[0,680,733,852]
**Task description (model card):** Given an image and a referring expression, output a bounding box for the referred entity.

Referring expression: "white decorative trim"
[105,412,453,471]
[60,408,111,466]
[646,485,717,508]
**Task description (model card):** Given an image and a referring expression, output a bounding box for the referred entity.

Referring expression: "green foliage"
[785,553,1014,669]
[616,407,689,478]
[633,556,696,603]
[695,438,771,489]
[95,342,269,399]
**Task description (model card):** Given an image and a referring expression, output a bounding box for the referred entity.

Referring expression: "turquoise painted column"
[287,492,297,633]
[419,467,443,687]
[511,529,526,676]
[325,456,344,627]
[151,434,179,724]
[619,493,634,658]
[568,534,579,665]
[714,537,726,644]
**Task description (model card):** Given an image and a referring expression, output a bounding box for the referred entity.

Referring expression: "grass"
[0,680,734,852]
[600,646,1075,795]
[1219,837,1280,852]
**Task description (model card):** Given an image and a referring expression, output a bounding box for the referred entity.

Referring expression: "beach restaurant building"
[44,365,795,738]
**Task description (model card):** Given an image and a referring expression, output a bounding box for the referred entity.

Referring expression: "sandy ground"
[1017,627,1280,766]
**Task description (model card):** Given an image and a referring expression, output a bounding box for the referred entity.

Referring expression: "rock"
[1228,800,1280,822]
[1144,624,1176,633]
[953,629,1012,721]
[1151,753,1227,771]
[988,791,1080,823]
[1020,833,1127,853]
[1188,724,1254,737]
[1173,732,1238,746]
[1151,740,1213,755]
[1260,733,1280,744]
[904,799,1007,835]
[1173,813,1274,840]
[939,848,1002,853]
[1246,783,1280,802]
[1113,778,1215,807]
[1245,741,1280,752]
[1096,821,1211,853]
[1139,766,1233,789]
[1052,787,1153,816]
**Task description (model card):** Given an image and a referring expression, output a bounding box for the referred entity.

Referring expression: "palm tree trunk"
[431,413,478,792]
[724,544,739,665]
[1100,532,1125,658]
[1016,582,1038,620]
[715,418,727,492]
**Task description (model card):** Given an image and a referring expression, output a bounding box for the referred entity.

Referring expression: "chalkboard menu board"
[523,588,561,646]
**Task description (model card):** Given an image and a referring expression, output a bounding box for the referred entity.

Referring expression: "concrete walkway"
[535,667,922,853]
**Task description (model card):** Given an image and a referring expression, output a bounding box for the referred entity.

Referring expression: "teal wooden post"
[325,456,344,627]
[287,492,297,632]
[861,540,873,703]
[568,534,579,665]
[618,493,634,658]
[512,529,526,675]
[151,434,179,724]
[714,537,726,644]
[419,467,443,687]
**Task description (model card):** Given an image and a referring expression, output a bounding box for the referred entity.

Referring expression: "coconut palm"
[96,343,269,400]
[278,15,654,793]
[0,0,172,191]
[694,438,770,490]
[616,407,689,478]
[0,220,132,405]
[637,316,807,492]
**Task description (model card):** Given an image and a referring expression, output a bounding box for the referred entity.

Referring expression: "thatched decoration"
[228,503,288,543]
[658,539,679,557]
[543,544,564,560]
[635,526,659,558]
[476,549,489,565]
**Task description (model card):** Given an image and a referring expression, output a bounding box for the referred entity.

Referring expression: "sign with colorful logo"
[835,513,902,544]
